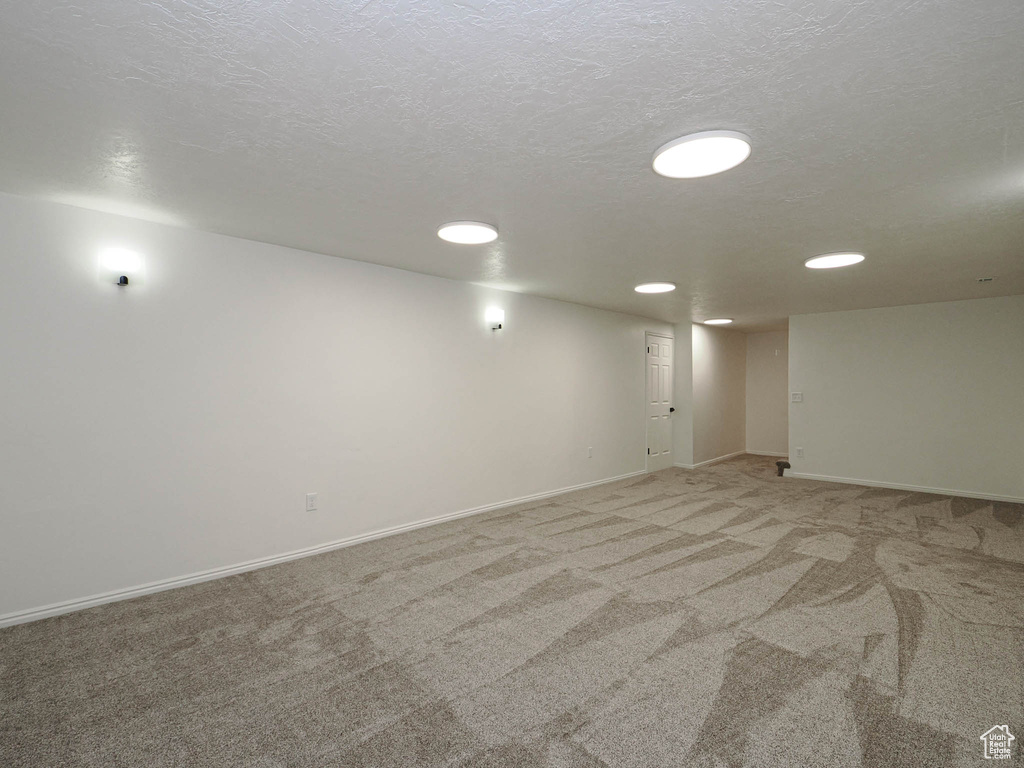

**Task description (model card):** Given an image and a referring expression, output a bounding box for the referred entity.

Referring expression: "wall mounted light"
[485,307,505,330]
[99,247,144,286]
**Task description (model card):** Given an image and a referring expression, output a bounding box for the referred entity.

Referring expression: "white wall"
[789,296,1024,501]
[745,330,788,455]
[691,324,746,465]
[671,323,694,467]
[0,193,671,622]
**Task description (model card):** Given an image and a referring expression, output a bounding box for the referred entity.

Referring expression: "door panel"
[646,333,674,471]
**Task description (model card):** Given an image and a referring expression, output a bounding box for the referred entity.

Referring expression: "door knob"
[669,407,675,413]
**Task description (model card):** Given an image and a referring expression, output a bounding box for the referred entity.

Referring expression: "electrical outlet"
[305,492,318,512]
[587,447,593,458]
[795,447,804,458]
[791,392,803,403]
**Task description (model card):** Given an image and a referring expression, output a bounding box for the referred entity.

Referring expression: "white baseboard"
[746,450,788,458]
[0,469,645,629]
[788,472,1024,504]
[674,450,747,470]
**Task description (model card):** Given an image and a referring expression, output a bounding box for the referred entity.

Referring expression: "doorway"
[645,332,674,471]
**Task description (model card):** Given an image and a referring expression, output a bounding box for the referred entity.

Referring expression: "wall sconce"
[485,307,505,330]
[99,247,143,287]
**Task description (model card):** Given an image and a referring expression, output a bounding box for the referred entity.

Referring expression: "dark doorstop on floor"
[776,460,791,477]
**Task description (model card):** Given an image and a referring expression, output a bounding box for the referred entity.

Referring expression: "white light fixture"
[704,318,733,325]
[99,247,143,286]
[100,247,142,274]
[485,306,505,330]
[804,252,865,269]
[438,221,498,244]
[634,282,676,294]
[653,130,751,178]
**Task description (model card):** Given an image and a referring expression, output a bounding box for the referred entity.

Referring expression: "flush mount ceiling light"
[652,130,752,178]
[804,252,865,269]
[437,221,498,244]
[703,318,733,325]
[634,282,676,294]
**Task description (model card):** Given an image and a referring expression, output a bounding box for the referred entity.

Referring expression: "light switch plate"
[306,492,318,512]
[791,392,803,403]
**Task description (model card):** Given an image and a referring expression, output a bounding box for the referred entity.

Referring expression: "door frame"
[645,331,675,472]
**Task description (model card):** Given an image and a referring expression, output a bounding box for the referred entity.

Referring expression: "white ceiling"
[2,0,1023,330]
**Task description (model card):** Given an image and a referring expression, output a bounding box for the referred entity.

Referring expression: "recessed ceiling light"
[437,221,498,244]
[652,130,751,178]
[804,252,865,269]
[634,282,676,294]
[703,318,733,325]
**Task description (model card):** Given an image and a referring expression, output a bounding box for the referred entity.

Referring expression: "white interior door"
[646,333,674,471]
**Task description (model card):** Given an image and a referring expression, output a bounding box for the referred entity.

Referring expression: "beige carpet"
[2,455,1022,767]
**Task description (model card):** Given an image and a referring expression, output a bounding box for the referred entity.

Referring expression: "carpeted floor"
[2,455,1022,767]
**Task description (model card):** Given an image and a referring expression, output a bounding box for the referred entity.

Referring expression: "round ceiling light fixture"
[804,252,865,269]
[703,318,733,325]
[653,130,752,178]
[437,221,498,244]
[634,282,676,294]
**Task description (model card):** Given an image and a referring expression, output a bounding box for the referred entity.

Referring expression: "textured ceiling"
[2,0,1023,330]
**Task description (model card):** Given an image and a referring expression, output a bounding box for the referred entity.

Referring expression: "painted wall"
[789,296,1024,500]
[691,324,746,465]
[0,193,671,621]
[745,330,789,455]
[671,323,694,467]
